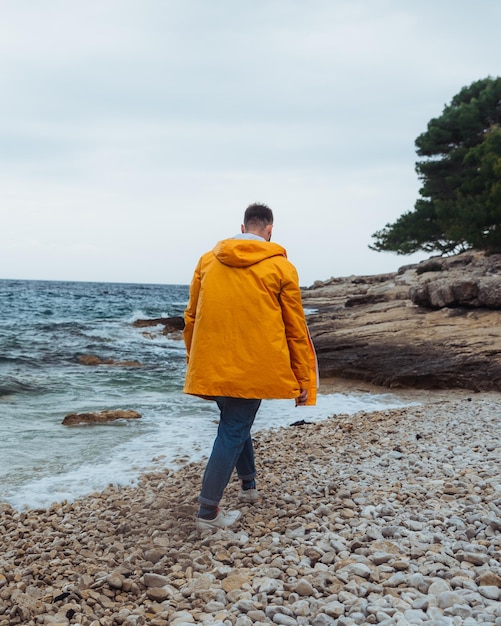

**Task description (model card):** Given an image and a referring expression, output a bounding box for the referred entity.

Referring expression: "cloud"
[1,0,500,284]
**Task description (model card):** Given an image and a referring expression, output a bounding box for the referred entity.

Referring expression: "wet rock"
[62,409,142,425]
[78,354,143,367]
[132,316,184,331]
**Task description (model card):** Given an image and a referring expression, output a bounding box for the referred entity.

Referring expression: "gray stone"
[273,614,298,626]
[479,585,500,600]
[444,604,473,619]
[437,591,465,609]
[322,601,345,618]
[428,579,451,596]
[404,608,428,621]
[383,572,407,587]
[142,573,170,588]
[337,563,371,579]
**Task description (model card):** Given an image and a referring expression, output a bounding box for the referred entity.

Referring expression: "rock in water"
[62,409,142,425]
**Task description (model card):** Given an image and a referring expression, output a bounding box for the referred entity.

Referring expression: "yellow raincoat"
[183,238,317,405]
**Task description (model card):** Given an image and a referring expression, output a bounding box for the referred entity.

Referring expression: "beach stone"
[404,609,428,621]
[144,549,164,563]
[107,573,124,589]
[478,572,501,587]
[428,579,451,596]
[322,601,345,617]
[383,572,407,587]
[407,573,430,593]
[311,615,337,625]
[170,614,195,626]
[247,610,267,622]
[371,552,393,565]
[295,579,315,596]
[146,587,170,602]
[404,519,426,531]
[460,550,489,566]
[445,604,473,619]
[391,560,410,571]
[411,596,429,611]
[235,599,256,613]
[478,585,500,600]
[342,563,371,579]
[180,573,216,597]
[222,570,252,592]
[257,577,283,594]
[143,573,170,587]
[437,590,465,609]
[272,614,298,625]
[290,600,311,616]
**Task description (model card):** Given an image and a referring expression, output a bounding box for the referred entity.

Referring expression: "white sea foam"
[0,280,421,512]
[4,391,419,511]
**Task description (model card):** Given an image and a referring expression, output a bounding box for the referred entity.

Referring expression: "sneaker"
[238,488,259,504]
[196,509,241,532]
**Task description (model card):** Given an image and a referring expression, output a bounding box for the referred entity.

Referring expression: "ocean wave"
[0,376,42,396]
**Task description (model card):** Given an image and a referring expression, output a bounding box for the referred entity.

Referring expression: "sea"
[0,279,417,511]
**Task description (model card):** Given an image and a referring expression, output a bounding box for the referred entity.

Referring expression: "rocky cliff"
[304,251,501,391]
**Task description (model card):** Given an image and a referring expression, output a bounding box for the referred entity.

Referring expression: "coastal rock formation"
[304,251,501,391]
[62,409,142,426]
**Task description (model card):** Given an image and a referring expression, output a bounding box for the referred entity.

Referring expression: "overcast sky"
[1,1,500,286]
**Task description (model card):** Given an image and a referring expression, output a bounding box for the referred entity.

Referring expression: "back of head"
[243,203,274,230]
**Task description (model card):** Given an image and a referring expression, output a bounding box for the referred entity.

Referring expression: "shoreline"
[1,389,500,625]
[1,382,423,512]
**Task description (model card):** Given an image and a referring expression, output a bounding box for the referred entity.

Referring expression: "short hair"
[243,203,274,228]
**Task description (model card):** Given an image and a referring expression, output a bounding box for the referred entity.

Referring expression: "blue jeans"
[198,397,261,507]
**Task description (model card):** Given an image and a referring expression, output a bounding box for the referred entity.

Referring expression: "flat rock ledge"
[304,251,501,391]
[1,391,500,625]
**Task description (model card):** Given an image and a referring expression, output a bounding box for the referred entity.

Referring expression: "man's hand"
[295,388,308,406]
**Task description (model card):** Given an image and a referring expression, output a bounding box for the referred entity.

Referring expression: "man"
[183,203,317,532]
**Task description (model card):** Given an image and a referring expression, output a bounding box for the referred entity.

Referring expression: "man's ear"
[265,224,273,241]
[241,224,245,233]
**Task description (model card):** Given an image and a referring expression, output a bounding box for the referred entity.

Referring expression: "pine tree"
[371,77,501,255]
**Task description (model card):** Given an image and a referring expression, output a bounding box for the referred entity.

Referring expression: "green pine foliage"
[371,77,501,255]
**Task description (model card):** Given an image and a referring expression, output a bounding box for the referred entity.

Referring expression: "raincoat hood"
[213,239,287,268]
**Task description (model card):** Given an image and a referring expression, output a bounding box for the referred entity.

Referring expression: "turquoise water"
[0,279,416,510]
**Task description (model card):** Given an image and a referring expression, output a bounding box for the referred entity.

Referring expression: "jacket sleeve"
[279,267,312,390]
[183,259,202,362]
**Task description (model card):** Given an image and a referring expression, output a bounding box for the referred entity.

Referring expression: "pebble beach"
[1,388,500,626]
